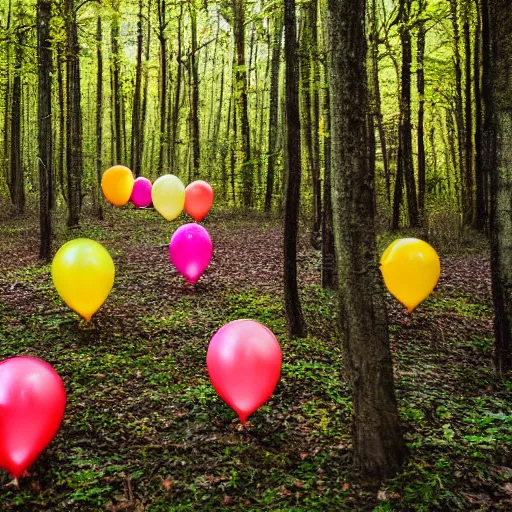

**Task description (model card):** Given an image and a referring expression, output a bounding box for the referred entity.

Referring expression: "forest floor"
[0,203,511,511]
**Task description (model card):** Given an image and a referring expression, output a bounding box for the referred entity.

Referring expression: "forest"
[0,0,512,510]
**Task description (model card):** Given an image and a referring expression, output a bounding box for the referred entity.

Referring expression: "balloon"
[52,238,115,321]
[380,238,441,312]
[101,165,135,206]
[184,180,214,222]
[169,223,212,284]
[152,174,185,221]
[0,357,66,478]
[130,177,152,208]
[207,320,282,423]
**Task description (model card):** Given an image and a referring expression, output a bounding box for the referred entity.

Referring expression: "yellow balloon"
[101,165,134,206]
[52,239,115,321]
[152,174,185,221]
[380,238,440,312]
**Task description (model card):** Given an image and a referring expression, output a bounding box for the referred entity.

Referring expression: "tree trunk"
[327,0,406,479]
[140,0,151,176]
[111,0,122,164]
[2,0,12,190]
[283,0,307,338]
[170,3,183,174]
[488,0,512,374]
[10,18,24,214]
[37,0,52,259]
[475,0,486,231]
[233,0,253,207]
[190,1,200,178]
[264,15,283,212]
[463,0,474,225]
[481,0,491,232]
[394,5,419,228]
[156,0,168,172]
[370,0,390,207]
[449,0,465,220]
[56,45,66,201]
[65,0,83,227]
[95,13,104,219]
[131,0,143,177]
[417,20,426,219]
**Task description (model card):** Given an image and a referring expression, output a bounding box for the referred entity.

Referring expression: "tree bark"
[170,3,183,174]
[417,19,426,219]
[65,0,83,227]
[233,0,253,207]
[265,14,283,212]
[488,0,512,374]
[140,0,151,176]
[473,0,487,233]
[157,0,168,172]
[190,1,201,178]
[9,17,24,214]
[95,12,104,219]
[463,0,474,225]
[37,0,52,259]
[327,0,406,479]
[111,0,122,164]
[2,0,12,191]
[131,0,144,177]
[284,0,307,338]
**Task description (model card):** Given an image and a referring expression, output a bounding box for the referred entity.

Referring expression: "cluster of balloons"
[380,238,441,312]
[50,167,215,322]
[0,357,66,479]
[100,165,214,223]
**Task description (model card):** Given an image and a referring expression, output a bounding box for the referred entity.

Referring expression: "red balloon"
[184,180,214,222]
[0,357,66,478]
[207,320,282,423]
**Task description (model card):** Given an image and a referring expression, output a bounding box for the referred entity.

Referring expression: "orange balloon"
[101,165,134,206]
[184,181,214,222]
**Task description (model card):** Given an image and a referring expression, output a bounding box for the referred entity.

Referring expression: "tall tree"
[283,0,307,338]
[463,0,474,225]
[189,0,201,178]
[264,13,283,212]
[65,0,84,227]
[37,0,52,259]
[327,0,406,478]
[392,0,419,229]
[2,0,12,190]
[95,8,104,219]
[156,0,169,171]
[417,2,426,218]
[9,7,25,214]
[111,0,122,164]
[131,0,144,177]
[233,0,253,207]
[488,0,512,374]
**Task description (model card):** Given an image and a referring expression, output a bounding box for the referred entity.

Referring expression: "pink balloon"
[207,320,282,423]
[0,357,66,478]
[130,177,152,208]
[169,223,212,284]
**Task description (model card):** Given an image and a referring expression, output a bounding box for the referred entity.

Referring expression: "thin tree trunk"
[190,1,200,178]
[264,15,283,212]
[131,0,143,176]
[140,0,151,177]
[2,0,11,189]
[95,13,104,219]
[157,0,168,171]
[481,0,491,233]
[10,19,25,214]
[56,45,66,201]
[233,0,253,207]
[450,0,465,220]
[65,0,83,227]
[463,0,474,225]
[417,19,426,218]
[327,0,406,479]
[37,0,52,259]
[474,0,485,231]
[283,0,307,338]
[170,3,183,174]
[111,0,122,164]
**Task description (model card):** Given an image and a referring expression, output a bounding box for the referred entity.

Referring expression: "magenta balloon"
[130,177,152,208]
[169,223,212,283]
